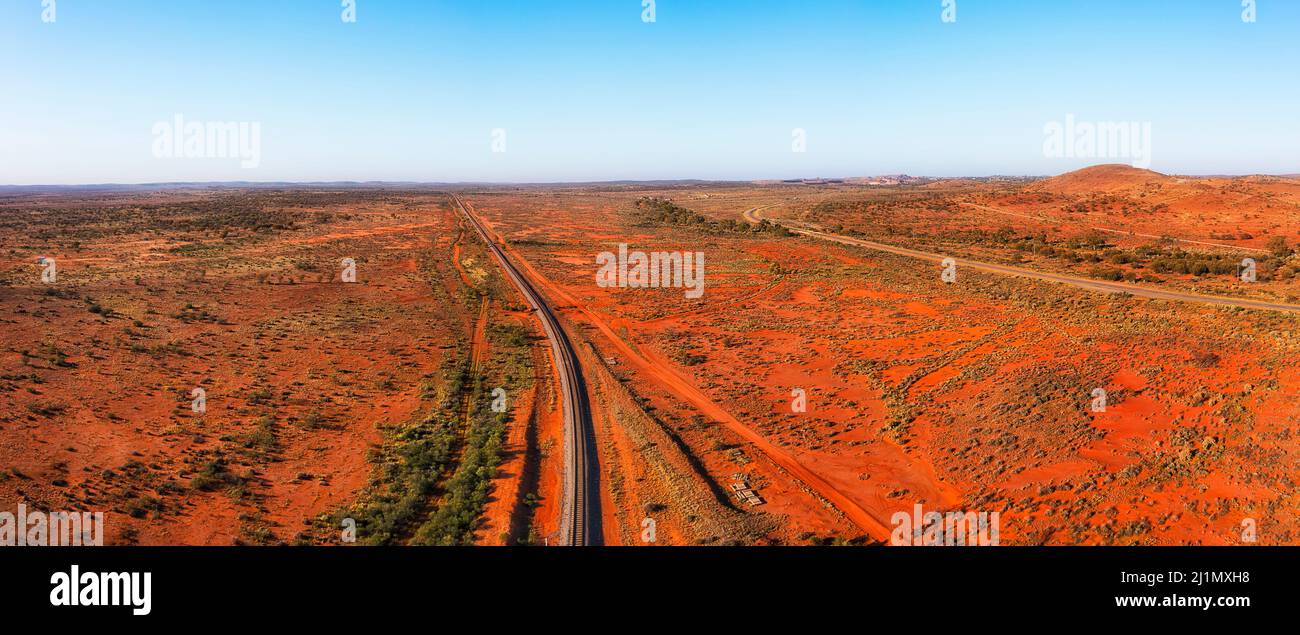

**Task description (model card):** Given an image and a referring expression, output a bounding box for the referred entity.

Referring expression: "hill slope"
[1031,164,1173,195]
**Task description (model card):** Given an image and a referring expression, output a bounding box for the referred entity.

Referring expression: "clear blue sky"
[2,0,1297,184]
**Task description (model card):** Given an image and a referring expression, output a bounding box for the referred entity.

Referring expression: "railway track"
[451,194,600,546]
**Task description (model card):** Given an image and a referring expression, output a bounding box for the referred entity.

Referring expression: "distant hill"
[1030,164,1173,195]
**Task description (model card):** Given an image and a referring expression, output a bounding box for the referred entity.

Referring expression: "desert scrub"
[235,415,279,459]
[189,454,247,493]
[340,321,531,545]
[337,360,468,544]
[490,322,531,348]
[632,197,792,236]
[26,401,67,417]
[409,386,507,545]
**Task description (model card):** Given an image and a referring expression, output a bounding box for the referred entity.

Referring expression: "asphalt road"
[744,207,1300,314]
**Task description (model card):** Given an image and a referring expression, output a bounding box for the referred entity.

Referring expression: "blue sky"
[2,0,1297,184]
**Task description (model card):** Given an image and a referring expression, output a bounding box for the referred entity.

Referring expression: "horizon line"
[5,168,1299,190]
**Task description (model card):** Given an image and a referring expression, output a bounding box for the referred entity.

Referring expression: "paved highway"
[744,207,1300,314]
